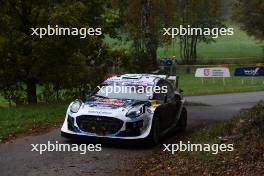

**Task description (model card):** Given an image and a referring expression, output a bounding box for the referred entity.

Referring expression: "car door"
[153,80,172,131]
[163,80,178,127]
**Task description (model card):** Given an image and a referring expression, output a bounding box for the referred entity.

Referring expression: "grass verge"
[105,25,263,61]
[177,66,264,96]
[158,25,263,60]
[0,104,66,141]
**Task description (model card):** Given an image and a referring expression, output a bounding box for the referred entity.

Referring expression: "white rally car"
[61,74,187,144]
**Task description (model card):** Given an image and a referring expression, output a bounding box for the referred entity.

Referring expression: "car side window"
[163,81,174,102]
[153,81,166,103]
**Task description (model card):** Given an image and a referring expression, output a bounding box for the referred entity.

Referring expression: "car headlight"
[126,105,144,118]
[70,100,82,113]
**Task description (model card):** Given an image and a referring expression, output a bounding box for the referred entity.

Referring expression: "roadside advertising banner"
[234,67,264,76]
[195,67,231,77]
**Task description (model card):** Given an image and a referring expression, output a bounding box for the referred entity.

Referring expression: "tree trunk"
[179,37,183,62]
[26,78,37,104]
[141,0,157,70]
[189,35,198,64]
[193,36,198,64]
[180,35,198,65]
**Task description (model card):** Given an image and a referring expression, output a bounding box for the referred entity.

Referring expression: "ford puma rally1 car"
[61,74,187,144]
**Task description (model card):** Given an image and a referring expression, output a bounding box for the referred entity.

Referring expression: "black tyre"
[146,116,160,146]
[177,107,187,131]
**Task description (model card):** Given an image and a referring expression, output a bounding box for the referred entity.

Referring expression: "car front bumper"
[60,114,153,140]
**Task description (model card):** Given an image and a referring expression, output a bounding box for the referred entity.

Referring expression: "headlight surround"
[126,105,144,118]
[70,100,82,113]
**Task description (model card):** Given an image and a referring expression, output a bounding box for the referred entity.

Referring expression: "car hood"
[76,96,147,117]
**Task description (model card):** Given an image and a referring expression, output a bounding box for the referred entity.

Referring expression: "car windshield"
[94,85,153,101]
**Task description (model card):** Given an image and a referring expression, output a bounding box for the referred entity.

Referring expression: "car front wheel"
[146,116,160,146]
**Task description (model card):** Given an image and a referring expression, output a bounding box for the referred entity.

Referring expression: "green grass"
[0,96,10,107]
[191,121,235,144]
[158,25,263,60]
[0,104,66,140]
[177,66,264,96]
[105,25,263,61]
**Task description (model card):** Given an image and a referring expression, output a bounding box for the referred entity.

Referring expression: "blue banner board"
[234,67,264,76]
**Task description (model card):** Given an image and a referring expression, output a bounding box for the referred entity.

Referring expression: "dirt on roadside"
[132,102,264,176]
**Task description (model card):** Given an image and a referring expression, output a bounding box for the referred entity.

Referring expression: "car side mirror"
[80,91,88,102]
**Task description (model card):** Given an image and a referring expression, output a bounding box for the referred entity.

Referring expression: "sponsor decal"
[103,78,154,86]
[234,67,264,76]
[87,110,112,115]
[95,98,125,106]
[86,96,145,111]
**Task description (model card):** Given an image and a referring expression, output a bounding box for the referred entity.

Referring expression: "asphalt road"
[0,91,263,176]
[186,91,264,106]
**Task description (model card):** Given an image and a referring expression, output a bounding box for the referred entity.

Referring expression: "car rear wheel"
[177,107,187,131]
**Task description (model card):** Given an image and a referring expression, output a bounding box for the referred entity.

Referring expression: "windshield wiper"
[94,95,107,99]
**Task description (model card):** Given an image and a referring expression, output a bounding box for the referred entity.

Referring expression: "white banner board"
[195,67,230,77]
